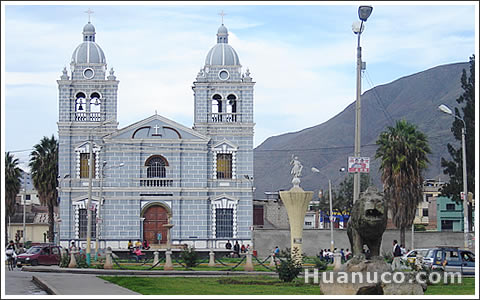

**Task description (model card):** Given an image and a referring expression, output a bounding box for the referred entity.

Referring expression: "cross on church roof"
[85,8,94,23]
[218,10,226,24]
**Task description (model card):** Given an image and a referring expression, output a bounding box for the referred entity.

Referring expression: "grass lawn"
[424,277,475,295]
[99,275,475,295]
[99,275,321,295]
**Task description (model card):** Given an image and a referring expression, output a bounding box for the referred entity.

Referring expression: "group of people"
[127,239,150,262]
[225,240,251,257]
[318,248,352,263]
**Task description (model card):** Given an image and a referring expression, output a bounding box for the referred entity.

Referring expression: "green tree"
[335,173,371,213]
[375,120,431,246]
[5,152,23,243]
[440,55,475,229]
[29,135,58,243]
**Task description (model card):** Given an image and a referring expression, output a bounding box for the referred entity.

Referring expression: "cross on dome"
[218,10,226,25]
[85,8,94,23]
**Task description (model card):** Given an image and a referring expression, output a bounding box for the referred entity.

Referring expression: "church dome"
[82,22,95,33]
[71,22,106,64]
[204,24,240,66]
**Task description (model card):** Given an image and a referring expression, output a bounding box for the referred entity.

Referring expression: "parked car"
[16,244,62,267]
[423,247,475,275]
[401,248,430,264]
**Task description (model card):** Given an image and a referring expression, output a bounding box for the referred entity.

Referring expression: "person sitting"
[133,247,145,262]
[127,240,133,251]
[135,239,142,249]
[241,244,246,253]
[142,239,150,250]
[225,240,232,250]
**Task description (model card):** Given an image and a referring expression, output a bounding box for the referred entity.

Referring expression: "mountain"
[253,62,469,199]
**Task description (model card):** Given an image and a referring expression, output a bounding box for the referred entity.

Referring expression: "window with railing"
[78,208,96,239]
[216,208,233,238]
[216,154,232,179]
[146,155,168,178]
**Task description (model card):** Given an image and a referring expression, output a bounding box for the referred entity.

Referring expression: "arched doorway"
[143,205,169,246]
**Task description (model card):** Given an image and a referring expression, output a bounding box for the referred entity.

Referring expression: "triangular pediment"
[104,114,209,142]
[212,139,238,151]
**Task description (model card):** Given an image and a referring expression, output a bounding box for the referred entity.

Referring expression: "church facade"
[57,19,255,249]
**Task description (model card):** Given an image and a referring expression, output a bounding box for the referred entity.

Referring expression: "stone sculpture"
[347,186,387,258]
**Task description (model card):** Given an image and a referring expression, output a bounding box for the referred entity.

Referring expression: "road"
[4,267,48,295]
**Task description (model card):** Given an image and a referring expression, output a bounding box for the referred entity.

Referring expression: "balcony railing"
[74,112,103,122]
[211,113,238,123]
[140,178,174,187]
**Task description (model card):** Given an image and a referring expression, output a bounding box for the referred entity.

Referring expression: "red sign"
[348,156,370,173]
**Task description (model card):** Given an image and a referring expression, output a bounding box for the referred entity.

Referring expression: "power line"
[365,70,395,125]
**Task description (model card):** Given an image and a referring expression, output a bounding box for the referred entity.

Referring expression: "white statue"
[290,155,303,179]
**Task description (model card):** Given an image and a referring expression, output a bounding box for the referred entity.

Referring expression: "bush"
[382,251,393,264]
[180,246,199,268]
[75,253,89,268]
[313,257,328,271]
[276,248,303,282]
[414,224,426,231]
[59,253,70,268]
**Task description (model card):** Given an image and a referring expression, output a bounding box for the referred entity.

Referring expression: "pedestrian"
[392,240,402,270]
[233,241,240,258]
[345,248,352,260]
[340,248,345,262]
[274,246,280,257]
[400,244,406,255]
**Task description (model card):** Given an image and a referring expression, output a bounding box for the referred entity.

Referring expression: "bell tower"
[192,21,255,241]
[57,15,119,244]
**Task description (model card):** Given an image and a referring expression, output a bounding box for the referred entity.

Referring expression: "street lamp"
[311,167,334,252]
[56,174,70,246]
[86,118,116,265]
[94,161,124,260]
[352,5,373,204]
[22,188,26,246]
[438,104,469,248]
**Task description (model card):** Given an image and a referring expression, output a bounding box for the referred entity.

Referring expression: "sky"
[2,1,478,172]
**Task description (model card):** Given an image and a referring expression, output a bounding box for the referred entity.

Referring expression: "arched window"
[212,94,222,113]
[90,92,101,113]
[145,155,169,178]
[227,94,237,113]
[75,92,86,112]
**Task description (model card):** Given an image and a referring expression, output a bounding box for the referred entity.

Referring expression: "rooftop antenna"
[85,8,94,23]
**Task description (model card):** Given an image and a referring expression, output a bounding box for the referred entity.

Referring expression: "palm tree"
[5,152,23,243]
[375,120,431,246]
[29,135,58,243]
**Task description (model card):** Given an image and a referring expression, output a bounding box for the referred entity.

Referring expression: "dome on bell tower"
[205,24,240,66]
[71,21,106,64]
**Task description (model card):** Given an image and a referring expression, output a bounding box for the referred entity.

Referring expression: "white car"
[401,248,430,264]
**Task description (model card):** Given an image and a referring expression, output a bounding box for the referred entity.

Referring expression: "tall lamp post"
[22,188,26,246]
[86,118,116,265]
[438,104,469,248]
[56,174,70,246]
[94,161,124,260]
[311,167,334,252]
[352,5,373,204]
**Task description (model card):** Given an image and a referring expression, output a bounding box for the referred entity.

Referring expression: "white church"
[57,15,255,250]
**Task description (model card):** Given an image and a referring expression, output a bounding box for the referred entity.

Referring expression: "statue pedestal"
[279,182,313,263]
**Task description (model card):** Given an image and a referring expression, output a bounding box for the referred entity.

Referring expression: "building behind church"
[58,18,254,250]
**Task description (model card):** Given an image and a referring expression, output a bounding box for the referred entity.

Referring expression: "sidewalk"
[23,266,277,295]
[31,272,141,295]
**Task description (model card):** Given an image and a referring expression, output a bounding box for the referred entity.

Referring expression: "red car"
[16,244,62,266]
